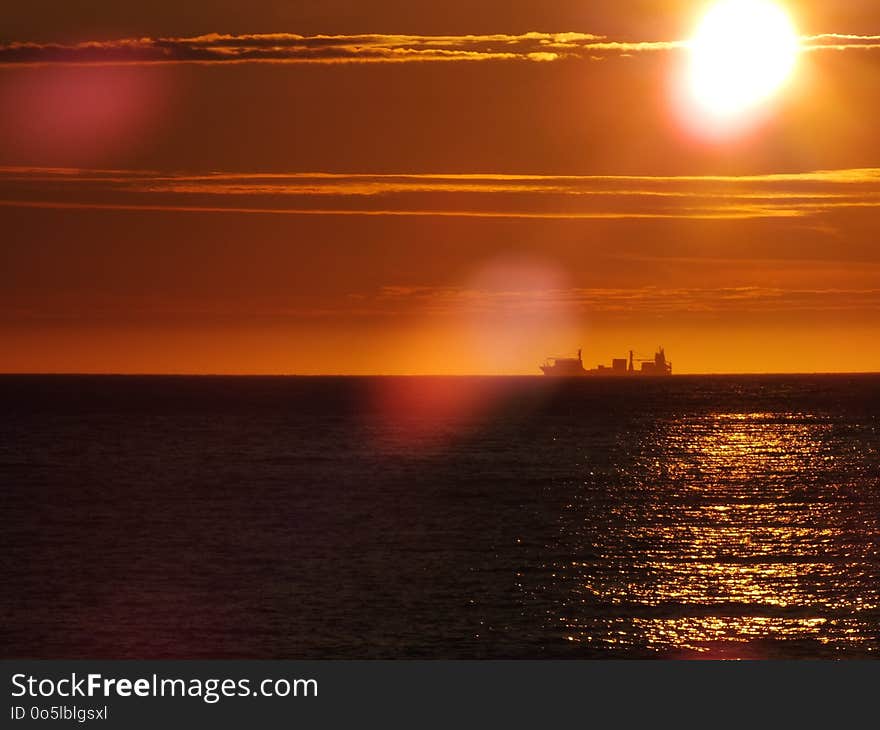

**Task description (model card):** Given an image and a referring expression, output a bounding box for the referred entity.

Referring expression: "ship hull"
[540,370,671,377]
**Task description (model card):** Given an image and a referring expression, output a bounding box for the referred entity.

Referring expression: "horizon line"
[2,371,879,378]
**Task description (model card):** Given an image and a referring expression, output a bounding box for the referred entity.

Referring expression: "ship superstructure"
[540,347,672,376]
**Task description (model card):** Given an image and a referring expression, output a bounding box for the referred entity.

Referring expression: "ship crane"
[627,349,657,368]
[627,347,672,375]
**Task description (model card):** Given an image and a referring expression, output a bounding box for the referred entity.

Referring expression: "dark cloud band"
[0,32,689,65]
[0,31,875,66]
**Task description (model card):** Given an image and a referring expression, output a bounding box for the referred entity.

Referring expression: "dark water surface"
[2,374,878,658]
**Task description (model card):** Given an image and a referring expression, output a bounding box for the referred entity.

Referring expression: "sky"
[2,1,880,374]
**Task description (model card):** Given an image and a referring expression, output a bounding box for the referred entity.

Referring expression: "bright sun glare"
[689,0,800,118]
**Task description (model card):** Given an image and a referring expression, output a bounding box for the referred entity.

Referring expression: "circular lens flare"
[688,0,800,118]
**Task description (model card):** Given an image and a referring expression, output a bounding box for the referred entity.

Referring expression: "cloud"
[8,282,879,324]
[801,33,880,51]
[369,284,880,316]
[0,31,714,66]
[0,32,615,66]
[0,199,807,220]
[0,30,874,66]
[3,166,880,221]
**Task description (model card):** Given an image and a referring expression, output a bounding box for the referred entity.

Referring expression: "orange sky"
[2,1,880,374]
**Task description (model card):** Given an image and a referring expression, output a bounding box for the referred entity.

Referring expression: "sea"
[1,374,878,659]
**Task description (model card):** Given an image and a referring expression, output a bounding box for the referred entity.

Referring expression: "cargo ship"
[540,347,672,376]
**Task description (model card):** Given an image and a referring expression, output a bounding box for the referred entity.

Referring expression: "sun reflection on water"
[532,410,880,657]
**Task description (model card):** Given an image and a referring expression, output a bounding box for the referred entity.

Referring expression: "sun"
[688,0,800,118]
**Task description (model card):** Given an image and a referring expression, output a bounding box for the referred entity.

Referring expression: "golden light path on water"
[529,410,879,657]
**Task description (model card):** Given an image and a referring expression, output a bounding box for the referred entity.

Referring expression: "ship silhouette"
[540,347,672,376]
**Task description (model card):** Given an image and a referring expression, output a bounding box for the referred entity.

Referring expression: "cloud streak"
[370,284,880,316]
[802,33,880,51]
[7,284,880,324]
[0,32,656,66]
[1,29,868,66]
[0,32,880,65]
[3,166,880,221]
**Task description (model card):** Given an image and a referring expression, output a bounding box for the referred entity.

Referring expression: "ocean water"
[1,374,878,659]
